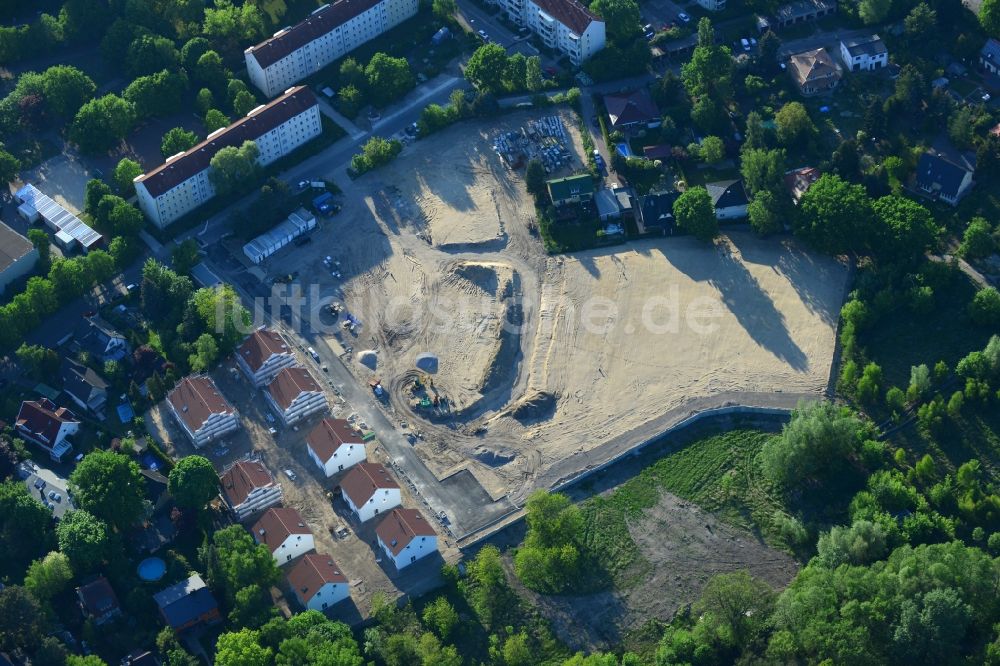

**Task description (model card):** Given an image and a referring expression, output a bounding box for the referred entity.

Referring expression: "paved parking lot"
[18,460,75,519]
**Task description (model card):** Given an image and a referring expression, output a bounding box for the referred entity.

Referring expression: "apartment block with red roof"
[236,328,296,387]
[501,0,605,65]
[15,399,80,461]
[265,366,327,426]
[252,507,315,564]
[340,462,401,523]
[306,417,367,477]
[375,508,438,570]
[134,87,320,228]
[244,0,419,98]
[287,553,349,611]
[220,459,283,520]
[167,375,240,448]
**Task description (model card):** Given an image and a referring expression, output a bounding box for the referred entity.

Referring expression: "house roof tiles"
[252,507,312,552]
[287,553,347,602]
[340,462,399,506]
[376,508,436,556]
[267,366,321,411]
[220,460,277,507]
[167,375,235,433]
[239,329,291,372]
[306,418,363,463]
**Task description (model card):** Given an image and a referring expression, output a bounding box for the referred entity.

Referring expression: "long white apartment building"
[501,0,605,65]
[134,86,321,229]
[245,0,419,98]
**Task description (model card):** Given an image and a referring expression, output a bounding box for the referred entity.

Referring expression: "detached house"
[265,366,327,426]
[252,507,315,564]
[61,358,109,414]
[237,328,296,387]
[340,462,401,523]
[603,89,660,132]
[789,47,842,96]
[547,173,595,207]
[153,574,221,632]
[784,167,821,204]
[707,180,749,219]
[167,375,240,448]
[76,576,121,626]
[220,459,283,520]
[839,34,887,72]
[914,152,974,206]
[287,553,349,611]
[636,190,680,235]
[76,317,129,363]
[375,508,438,570]
[306,417,367,477]
[15,399,80,461]
[981,38,1000,75]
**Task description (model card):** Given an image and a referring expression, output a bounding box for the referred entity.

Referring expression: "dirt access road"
[145,352,460,618]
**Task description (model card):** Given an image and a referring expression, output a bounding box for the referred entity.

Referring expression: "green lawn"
[577,430,793,590]
[859,272,993,388]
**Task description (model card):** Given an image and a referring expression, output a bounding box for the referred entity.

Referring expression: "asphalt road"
[455,0,521,47]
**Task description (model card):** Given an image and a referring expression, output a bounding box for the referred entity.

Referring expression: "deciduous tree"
[56,510,111,572]
[69,451,147,529]
[673,186,718,242]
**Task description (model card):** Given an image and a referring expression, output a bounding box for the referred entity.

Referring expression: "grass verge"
[577,429,788,590]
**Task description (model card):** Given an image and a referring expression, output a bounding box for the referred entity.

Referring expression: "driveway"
[18,460,76,520]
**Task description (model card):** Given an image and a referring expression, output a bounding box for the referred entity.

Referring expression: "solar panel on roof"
[14,184,102,249]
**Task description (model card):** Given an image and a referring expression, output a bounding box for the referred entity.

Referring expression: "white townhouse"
[245,0,419,98]
[220,460,284,520]
[340,462,401,523]
[15,399,80,462]
[167,375,240,448]
[252,507,315,564]
[838,34,887,72]
[266,366,328,426]
[287,553,350,611]
[306,417,367,477]
[134,87,321,229]
[376,508,438,570]
[237,328,297,387]
[502,0,605,65]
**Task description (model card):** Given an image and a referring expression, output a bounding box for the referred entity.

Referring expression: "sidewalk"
[315,97,367,140]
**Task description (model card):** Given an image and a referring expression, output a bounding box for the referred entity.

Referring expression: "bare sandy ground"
[278,107,848,506]
[492,235,847,492]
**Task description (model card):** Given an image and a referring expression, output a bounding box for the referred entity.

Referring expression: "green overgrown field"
[859,272,993,387]
[576,430,795,590]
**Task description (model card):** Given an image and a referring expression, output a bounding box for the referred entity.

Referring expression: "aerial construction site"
[273,107,850,530]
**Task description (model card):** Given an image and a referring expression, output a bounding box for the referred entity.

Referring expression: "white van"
[307,347,320,361]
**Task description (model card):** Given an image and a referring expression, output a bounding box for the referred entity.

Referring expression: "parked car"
[678,12,690,22]
[283,469,298,481]
[477,29,489,41]
[741,38,750,51]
